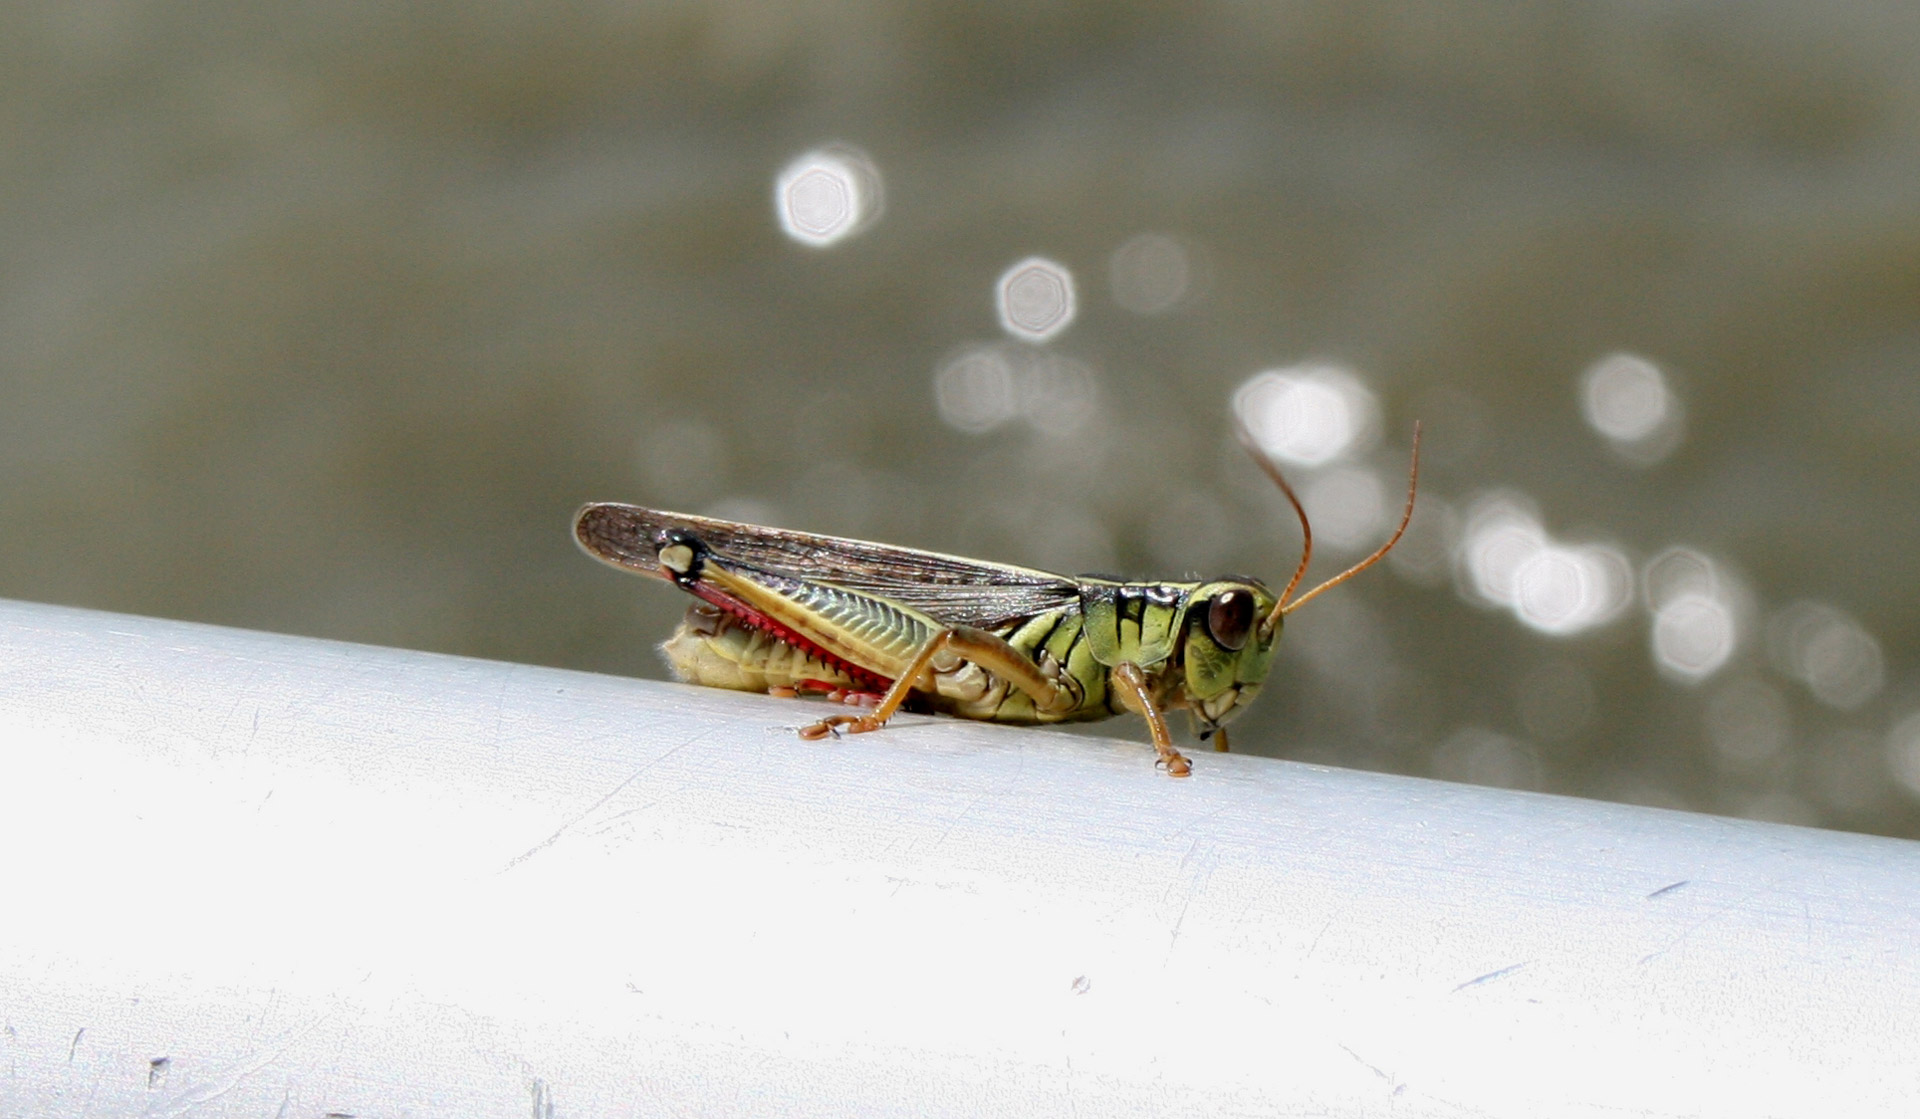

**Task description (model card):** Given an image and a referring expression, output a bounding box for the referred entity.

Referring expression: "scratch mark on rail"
[501,733,705,872]
[1452,961,1527,992]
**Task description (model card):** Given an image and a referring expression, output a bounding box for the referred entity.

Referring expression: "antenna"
[1232,415,1422,629]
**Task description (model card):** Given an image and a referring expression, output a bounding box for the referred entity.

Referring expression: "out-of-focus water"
[5,3,1920,836]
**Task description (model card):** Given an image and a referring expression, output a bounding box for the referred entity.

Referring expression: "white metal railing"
[0,597,1915,1117]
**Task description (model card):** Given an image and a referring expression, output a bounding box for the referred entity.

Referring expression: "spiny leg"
[1110,662,1191,777]
[798,625,1074,741]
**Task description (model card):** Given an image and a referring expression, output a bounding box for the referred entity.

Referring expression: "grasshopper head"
[1181,413,1422,740]
[1180,579,1282,732]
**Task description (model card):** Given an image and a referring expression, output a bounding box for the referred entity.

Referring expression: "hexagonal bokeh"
[994,257,1076,342]
[774,146,883,247]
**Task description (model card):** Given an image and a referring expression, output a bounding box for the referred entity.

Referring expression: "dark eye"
[1205,588,1255,651]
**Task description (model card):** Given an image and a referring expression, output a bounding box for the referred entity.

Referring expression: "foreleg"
[1110,662,1192,777]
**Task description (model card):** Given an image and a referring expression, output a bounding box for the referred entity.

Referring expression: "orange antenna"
[1233,416,1422,628]
[1232,411,1314,615]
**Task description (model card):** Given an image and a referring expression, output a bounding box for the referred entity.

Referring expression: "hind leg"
[799,626,1075,741]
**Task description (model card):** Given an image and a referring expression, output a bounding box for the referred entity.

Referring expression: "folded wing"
[574,503,1088,630]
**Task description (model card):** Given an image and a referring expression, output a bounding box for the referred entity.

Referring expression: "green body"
[574,503,1287,741]
[657,559,1282,736]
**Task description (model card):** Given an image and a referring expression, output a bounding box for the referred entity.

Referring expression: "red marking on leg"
[780,679,885,707]
[685,585,893,693]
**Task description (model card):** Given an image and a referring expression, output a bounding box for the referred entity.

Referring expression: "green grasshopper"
[575,415,1419,776]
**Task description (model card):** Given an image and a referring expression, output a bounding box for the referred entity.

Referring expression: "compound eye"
[1205,588,1255,652]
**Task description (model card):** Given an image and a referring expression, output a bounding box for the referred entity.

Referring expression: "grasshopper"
[575,414,1419,776]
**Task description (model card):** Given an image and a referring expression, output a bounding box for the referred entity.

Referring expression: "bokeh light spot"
[1512,545,1631,635]
[1643,546,1717,612]
[1652,593,1737,682]
[774,146,883,247]
[1515,549,1588,630]
[1459,496,1547,608]
[1302,467,1386,553]
[1640,547,1747,683]
[1109,233,1197,314]
[996,257,1077,342]
[1456,494,1630,637]
[934,347,1018,434]
[1767,601,1883,710]
[1580,352,1684,465]
[1017,352,1100,436]
[932,344,1100,437]
[1582,353,1668,440]
[1234,365,1379,468]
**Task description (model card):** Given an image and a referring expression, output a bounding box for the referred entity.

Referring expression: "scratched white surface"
[0,598,1916,1118]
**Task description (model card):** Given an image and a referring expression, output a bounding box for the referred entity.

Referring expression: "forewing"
[574,503,1085,629]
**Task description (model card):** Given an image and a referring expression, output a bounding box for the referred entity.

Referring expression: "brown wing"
[573,503,1088,629]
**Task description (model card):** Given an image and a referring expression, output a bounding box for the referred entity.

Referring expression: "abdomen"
[663,602,1116,726]
[661,604,868,693]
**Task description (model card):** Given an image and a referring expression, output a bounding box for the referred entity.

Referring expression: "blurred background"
[5,2,1920,836]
